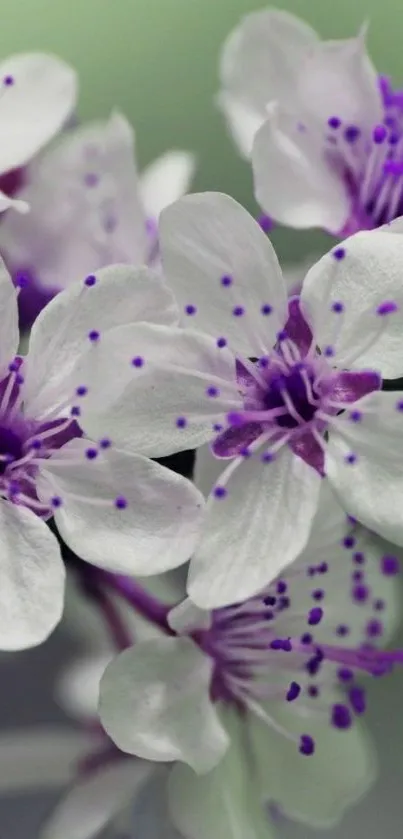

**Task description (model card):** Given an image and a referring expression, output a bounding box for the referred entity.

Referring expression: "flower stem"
[94,568,175,636]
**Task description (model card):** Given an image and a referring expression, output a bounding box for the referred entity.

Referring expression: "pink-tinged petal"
[252,104,350,233]
[300,229,403,377]
[159,192,288,357]
[290,431,325,474]
[212,422,264,459]
[325,370,381,404]
[283,296,313,356]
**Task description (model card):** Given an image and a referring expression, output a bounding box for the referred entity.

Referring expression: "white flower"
[218,8,403,236]
[0,52,77,212]
[100,484,401,839]
[0,111,195,327]
[71,192,403,607]
[0,258,204,650]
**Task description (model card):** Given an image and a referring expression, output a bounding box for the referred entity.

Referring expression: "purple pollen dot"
[308,607,323,626]
[232,306,244,317]
[206,386,219,397]
[76,386,88,397]
[332,300,344,313]
[308,685,320,698]
[271,638,292,652]
[373,123,387,144]
[51,496,62,508]
[381,554,399,575]
[3,75,14,86]
[240,446,251,458]
[352,584,369,603]
[216,337,227,348]
[353,551,365,565]
[328,116,341,129]
[336,624,350,637]
[84,274,97,287]
[176,417,187,429]
[277,580,287,594]
[374,598,385,611]
[16,373,24,386]
[349,686,366,715]
[261,451,275,463]
[286,681,301,702]
[343,535,356,549]
[317,561,328,574]
[312,589,324,601]
[344,125,361,143]
[345,453,357,465]
[324,345,334,357]
[213,423,223,432]
[299,735,315,756]
[220,274,233,287]
[338,667,354,682]
[227,411,243,427]
[333,247,346,261]
[185,304,197,315]
[30,439,42,450]
[300,632,313,645]
[261,303,272,315]
[71,406,81,417]
[131,356,144,368]
[8,360,20,373]
[277,329,287,342]
[258,213,274,233]
[100,438,111,449]
[366,618,383,638]
[349,410,362,422]
[88,330,100,342]
[258,356,269,368]
[396,400,403,412]
[352,570,363,582]
[264,595,277,606]
[332,703,352,729]
[115,496,127,509]
[377,300,398,316]
[214,485,227,499]
[85,448,98,460]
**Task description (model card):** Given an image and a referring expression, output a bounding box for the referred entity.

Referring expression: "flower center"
[325,75,403,234]
[263,363,318,428]
[0,425,24,474]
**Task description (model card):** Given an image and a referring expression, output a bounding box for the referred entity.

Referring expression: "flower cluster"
[2,8,403,839]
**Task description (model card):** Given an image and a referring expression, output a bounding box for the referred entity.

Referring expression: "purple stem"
[96,569,175,636]
[94,583,133,651]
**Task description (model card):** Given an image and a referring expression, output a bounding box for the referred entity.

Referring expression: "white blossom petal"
[297,32,382,134]
[99,637,229,773]
[131,768,183,839]
[249,699,376,829]
[252,103,349,232]
[220,9,319,117]
[217,93,266,159]
[326,391,403,545]
[168,598,212,634]
[75,323,241,457]
[188,446,321,608]
[159,192,287,356]
[0,113,149,287]
[41,759,151,839]
[169,709,275,839]
[37,439,205,576]
[0,727,94,793]
[0,255,19,376]
[56,655,112,722]
[300,230,403,377]
[0,191,29,214]
[0,500,65,650]
[140,151,196,219]
[23,264,178,419]
[0,53,77,174]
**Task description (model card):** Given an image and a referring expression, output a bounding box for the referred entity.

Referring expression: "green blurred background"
[1,1,403,837]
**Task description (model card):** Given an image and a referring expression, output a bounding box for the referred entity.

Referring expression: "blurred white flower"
[72,192,403,607]
[0,111,195,327]
[218,7,403,236]
[100,482,401,838]
[0,52,77,213]
[0,259,204,650]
